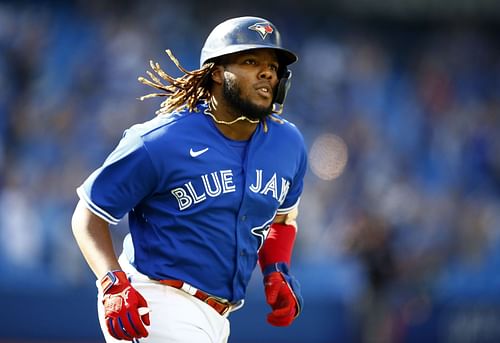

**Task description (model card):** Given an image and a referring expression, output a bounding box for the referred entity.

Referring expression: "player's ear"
[210,66,224,85]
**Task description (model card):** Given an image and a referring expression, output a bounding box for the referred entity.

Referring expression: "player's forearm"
[260,208,299,268]
[71,200,121,279]
[259,222,296,269]
[272,206,298,227]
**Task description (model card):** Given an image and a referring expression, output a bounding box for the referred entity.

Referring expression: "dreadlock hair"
[138,49,215,115]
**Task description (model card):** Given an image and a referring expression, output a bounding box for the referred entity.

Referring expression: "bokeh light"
[308,133,348,181]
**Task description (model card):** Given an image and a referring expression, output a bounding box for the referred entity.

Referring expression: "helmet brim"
[202,44,298,67]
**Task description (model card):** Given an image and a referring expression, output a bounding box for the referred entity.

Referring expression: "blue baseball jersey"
[77,102,307,302]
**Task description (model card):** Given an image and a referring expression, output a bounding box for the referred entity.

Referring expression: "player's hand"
[262,262,303,326]
[100,270,150,341]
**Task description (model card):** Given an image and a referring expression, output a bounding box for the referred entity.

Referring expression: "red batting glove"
[100,270,150,341]
[264,271,299,326]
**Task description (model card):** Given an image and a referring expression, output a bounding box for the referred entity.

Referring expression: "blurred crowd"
[0,0,499,340]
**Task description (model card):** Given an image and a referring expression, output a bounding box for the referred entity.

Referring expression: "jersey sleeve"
[276,138,308,215]
[76,129,159,225]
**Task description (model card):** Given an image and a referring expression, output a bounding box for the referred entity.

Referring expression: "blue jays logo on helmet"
[248,22,274,40]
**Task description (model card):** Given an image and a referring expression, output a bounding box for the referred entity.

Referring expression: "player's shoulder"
[124,105,203,141]
[267,114,304,142]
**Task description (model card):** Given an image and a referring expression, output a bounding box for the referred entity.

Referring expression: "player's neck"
[211,113,258,141]
[206,99,258,141]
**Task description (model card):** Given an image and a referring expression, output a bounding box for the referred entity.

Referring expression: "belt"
[158,279,232,316]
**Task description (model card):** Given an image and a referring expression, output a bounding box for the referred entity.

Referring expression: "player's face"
[221,49,280,120]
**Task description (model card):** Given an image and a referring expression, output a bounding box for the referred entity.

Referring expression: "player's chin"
[247,104,273,120]
[252,96,273,111]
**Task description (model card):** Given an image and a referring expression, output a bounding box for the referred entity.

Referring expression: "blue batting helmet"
[200,16,298,69]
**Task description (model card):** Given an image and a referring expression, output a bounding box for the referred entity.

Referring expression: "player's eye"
[270,64,279,72]
[244,59,256,65]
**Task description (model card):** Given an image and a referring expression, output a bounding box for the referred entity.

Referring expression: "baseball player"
[72,16,307,342]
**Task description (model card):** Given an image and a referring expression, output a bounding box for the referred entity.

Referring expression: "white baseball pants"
[96,256,231,343]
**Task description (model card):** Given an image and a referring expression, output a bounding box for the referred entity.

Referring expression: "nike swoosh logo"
[190,147,209,157]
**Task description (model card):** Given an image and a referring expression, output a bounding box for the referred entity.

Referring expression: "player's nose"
[258,67,274,80]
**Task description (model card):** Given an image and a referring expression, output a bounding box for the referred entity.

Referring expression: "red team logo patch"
[248,22,274,39]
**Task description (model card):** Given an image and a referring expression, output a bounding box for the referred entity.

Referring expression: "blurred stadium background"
[1,0,500,342]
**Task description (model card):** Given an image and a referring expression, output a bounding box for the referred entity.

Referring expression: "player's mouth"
[254,83,273,99]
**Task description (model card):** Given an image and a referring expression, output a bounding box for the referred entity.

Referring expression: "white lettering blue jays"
[171,169,290,211]
[249,169,290,205]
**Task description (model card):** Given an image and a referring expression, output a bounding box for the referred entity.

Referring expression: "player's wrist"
[100,270,128,294]
[262,261,290,277]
